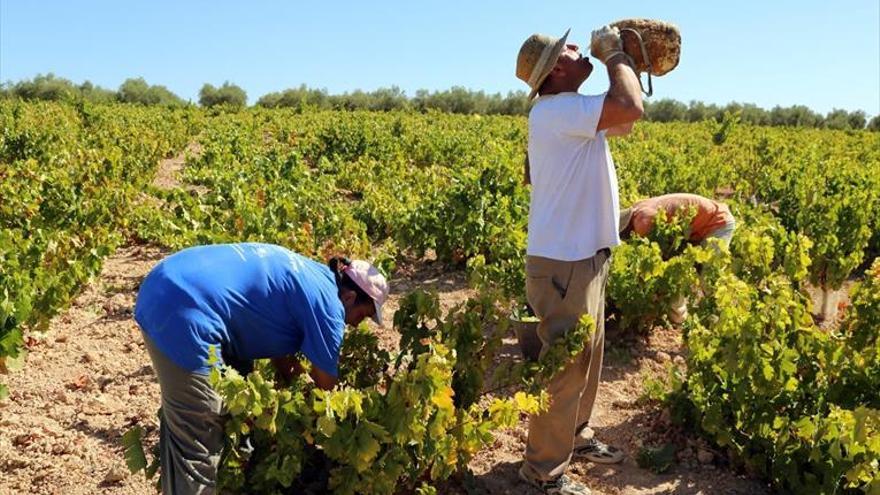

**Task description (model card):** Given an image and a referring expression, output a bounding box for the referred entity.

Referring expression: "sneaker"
[519,465,591,495]
[668,296,688,324]
[572,437,624,464]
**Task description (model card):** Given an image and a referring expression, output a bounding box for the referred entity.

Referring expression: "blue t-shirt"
[134,243,346,376]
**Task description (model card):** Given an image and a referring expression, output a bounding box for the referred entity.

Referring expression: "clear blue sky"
[1,0,878,116]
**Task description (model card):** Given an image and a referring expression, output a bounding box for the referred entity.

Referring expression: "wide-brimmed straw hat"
[619,207,634,234]
[516,29,570,100]
[343,260,389,326]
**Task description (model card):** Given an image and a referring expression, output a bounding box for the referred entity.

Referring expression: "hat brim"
[619,207,634,235]
[371,302,383,327]
[528,28,571,100]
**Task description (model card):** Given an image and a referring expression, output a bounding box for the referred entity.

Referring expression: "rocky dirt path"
[150,142,203,192]
[0,244,168,495]
[0,146,770,495]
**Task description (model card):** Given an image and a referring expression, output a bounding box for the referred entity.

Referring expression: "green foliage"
[128,291,591,494]
[77,80,118,104]
[644,98,688,122]
[199,82,248,109]
[768,104,824,128]
[829,259,880,410]
[674,251,880,493]
[0,100,198,392]
[5,99,878,491]
[0,73,183,106]
[3,73,81,102]
[825,109,867,130]
[607,211,710,334]
[636,443,677,474]
[401,157,528,269]
[712,111,740,145]
[122,426,161,482]
[607,205,877,493]
[488,314,596,399]
[118,77,186,107]
[2,75,873,126]
[336,323,390,389]
[638,365,683,405]
[256,84,531,115]
[729,206,813,286]
[256,84,333,110]
[778,158,878,290]
[204,293,552,494]
[640,99,872,130]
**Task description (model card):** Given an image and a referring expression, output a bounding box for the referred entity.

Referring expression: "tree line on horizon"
[3,73,878,131]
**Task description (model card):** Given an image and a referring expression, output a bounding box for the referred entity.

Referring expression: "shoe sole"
[572,448,625,464]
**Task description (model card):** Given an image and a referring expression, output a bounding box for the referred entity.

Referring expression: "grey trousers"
[143,334,224,495]
[521,249,611,481]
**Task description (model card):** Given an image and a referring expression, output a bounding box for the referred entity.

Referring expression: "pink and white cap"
[343,260,389,326]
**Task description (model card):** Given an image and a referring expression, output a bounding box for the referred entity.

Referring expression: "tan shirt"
[630,193,733,240]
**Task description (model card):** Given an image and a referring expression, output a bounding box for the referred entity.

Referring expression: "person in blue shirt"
[134,242,389,495]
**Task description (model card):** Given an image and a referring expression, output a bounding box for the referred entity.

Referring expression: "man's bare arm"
[272,355,337,390]
[310,367,338,390]
[605,122,635,137]
[597,54,644,132]
[271,355,303,385]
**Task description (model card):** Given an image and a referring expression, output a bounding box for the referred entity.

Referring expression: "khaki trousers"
[522,249,610,480]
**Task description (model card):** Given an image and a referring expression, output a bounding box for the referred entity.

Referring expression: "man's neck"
[539,80,582,97]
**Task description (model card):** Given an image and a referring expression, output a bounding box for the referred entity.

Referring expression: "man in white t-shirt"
[515,26,643,495]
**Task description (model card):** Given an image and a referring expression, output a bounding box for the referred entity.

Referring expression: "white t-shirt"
[526,92,621,261]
